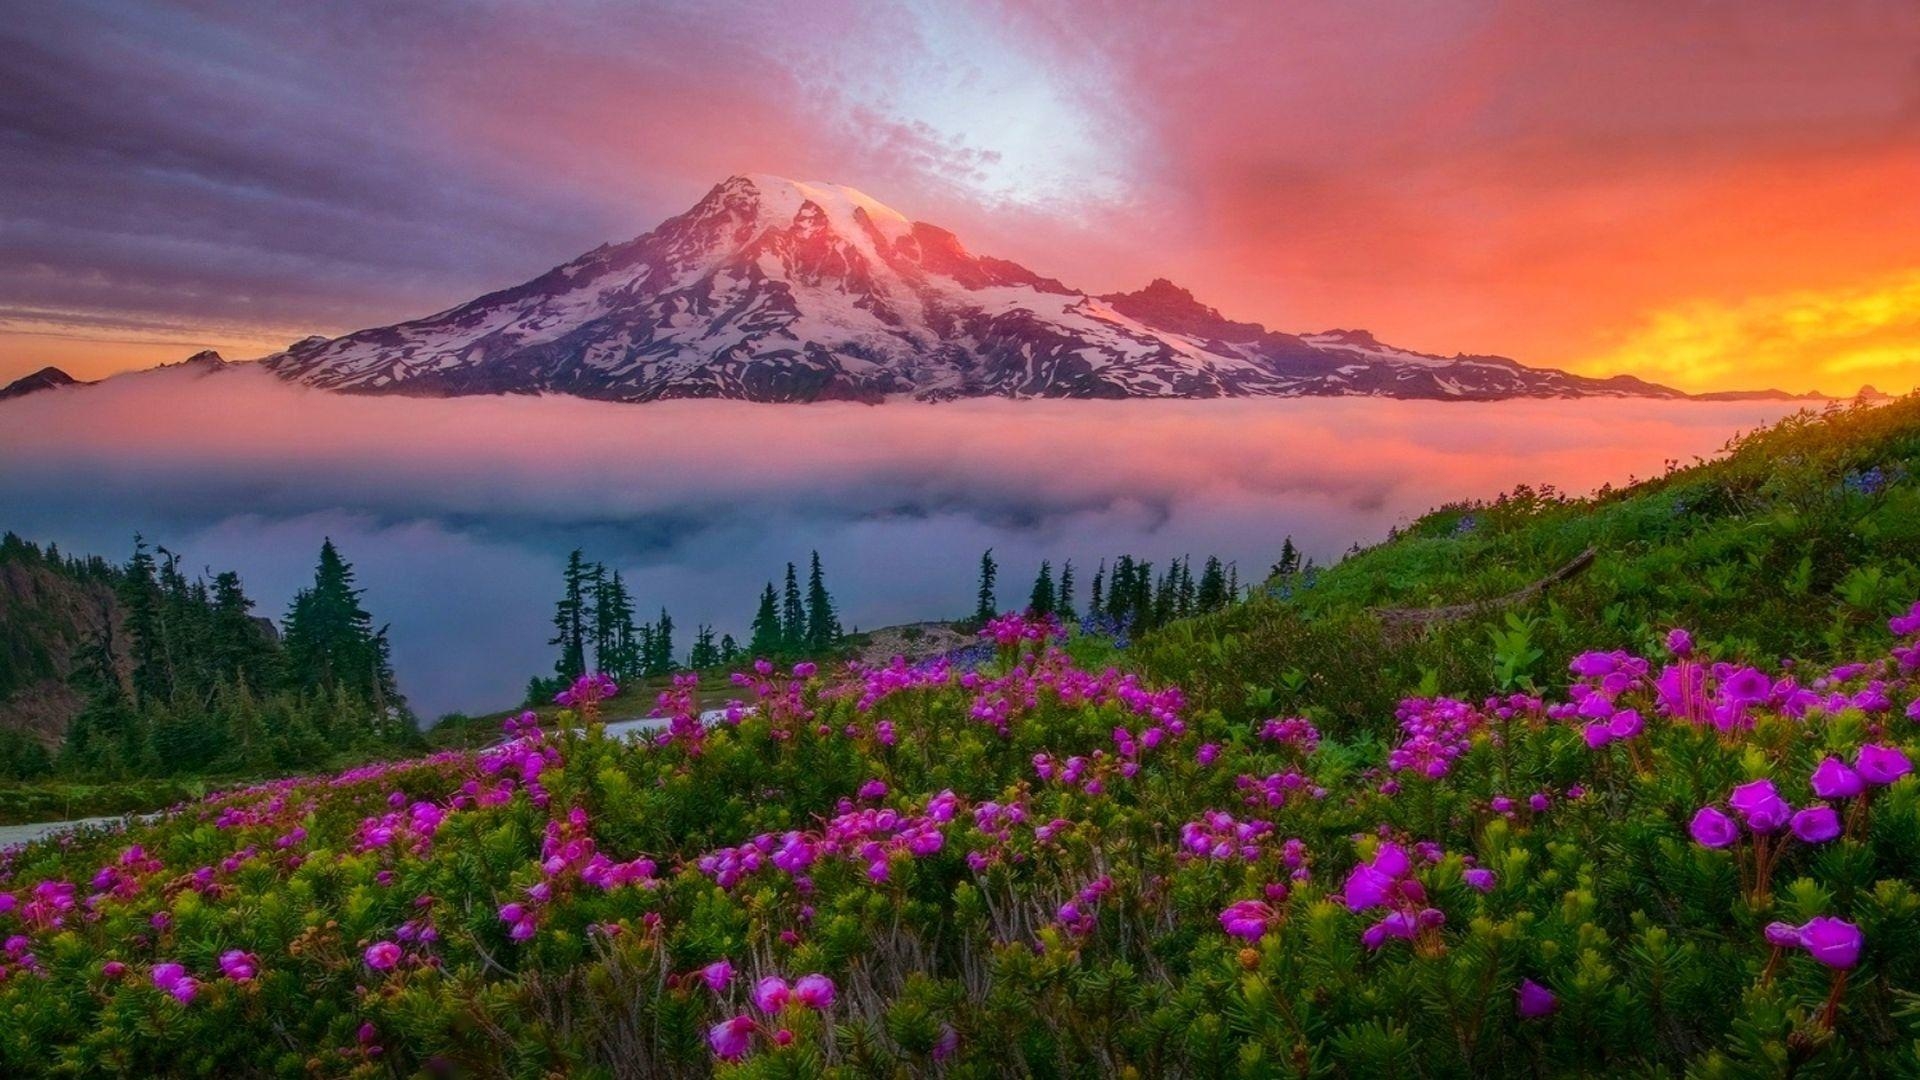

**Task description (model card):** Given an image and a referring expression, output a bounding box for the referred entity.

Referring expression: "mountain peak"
[1100,279,1266,343]
[0,366,83,401]
[262,176,1690,404]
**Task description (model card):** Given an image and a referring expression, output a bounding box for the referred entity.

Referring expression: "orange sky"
[4,1,1917,394]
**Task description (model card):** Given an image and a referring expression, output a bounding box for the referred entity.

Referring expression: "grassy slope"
[1131,395,1920,737]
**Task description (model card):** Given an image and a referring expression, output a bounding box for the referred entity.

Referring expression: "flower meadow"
[3,604,1920,1077]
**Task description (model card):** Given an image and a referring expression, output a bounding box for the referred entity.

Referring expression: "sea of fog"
[0,364,1805,719]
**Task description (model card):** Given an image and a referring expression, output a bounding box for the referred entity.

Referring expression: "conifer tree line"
[5,532,414,781]
[536,549,846,701]
[982,546,1261,633]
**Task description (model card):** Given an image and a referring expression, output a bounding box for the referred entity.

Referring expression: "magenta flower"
[1889,601,1920,638]
[1728,779,1791,832]
[1342,864,1395,911]
[1666,628,1694,657]
[1688,806,1739,848]
[1516,978,1557,1018]
[701,959,734,993]
[1791,806,1842,844]
[1799,917,1862,969]
[363,941,402,971]
[1463,867,1496,893]
[1764,921,1802,948]
[793,973,836,1010]
[151,962,196,1004]
[708,1014,755,1060]
[218,949,259,982]
[858,779,888,800]
[1855,743,1913,786]
[1219,899,1277,941]
[751,975,790,1013]
[1810,757,1866,800]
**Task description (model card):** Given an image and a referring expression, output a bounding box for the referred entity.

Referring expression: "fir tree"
[1197,555,1226,612]
[719,633,740,665]
[974,549,998,623]
[548,549,589,679]
[649,608,675,676]
[1272,536,1301,579]
[781,563,805,654]
[1027,560,1055,615]
[690,625,719,669]
[805,551,842,651]
[283,539,400,713]
[587,561,612,673]
[1090,559,1106,617]
[601,570,638,678]
[749,582,784,657]
[1057,560,1076,621]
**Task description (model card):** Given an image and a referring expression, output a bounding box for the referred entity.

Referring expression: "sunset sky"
[3,0,1917,394]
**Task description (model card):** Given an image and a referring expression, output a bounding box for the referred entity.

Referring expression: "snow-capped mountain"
[265,174,1685,403]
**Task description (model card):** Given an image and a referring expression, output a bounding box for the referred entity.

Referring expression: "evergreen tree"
[283,539,401,713]
[548,549,590,679]
[719,633,741,666]
[781,563,805,654]
[1057,560,1076,621]
[208,570,276,691]
[690,625,719,669]
[648,607,675,676]
[587,561,612,673]
[1197,556,1227,612]
[974,549,998,623]
[119,535,167,707]
[1027,560,1056,615]
[1227,561,1240,602]
[805,551,842,651]
[601,570,638,678]
[1272,536,1301,579]
[749,582,784,657]
[1176,557,1196,617]
[1090,559,1105,617]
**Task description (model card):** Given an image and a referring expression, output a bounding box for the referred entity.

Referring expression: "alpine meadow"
[4,2,1920,1077]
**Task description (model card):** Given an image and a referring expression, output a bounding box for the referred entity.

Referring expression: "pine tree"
[690,625,719,669]
[283,539,400,713]
[1197,555,1227,612]
[719,633,740,665]
[974,549,998,623]
[1176,557,1196,617]
[649,607,675,676]
[601,570,638,678]
[1272,536,1301,579]
[805,551,842,650]
[1057,560,1076,621]
[1027,560,1055,615]
[781,563,805,654]
[548,549,590,679]
[120,535,167,707]
[587,561,612,673]
[1227,561,1240,602]
[749,582,784,657]
[208,570,276,691]
[1090,559,1106,617]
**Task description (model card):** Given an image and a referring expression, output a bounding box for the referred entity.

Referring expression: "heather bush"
[3,605,1919,1076]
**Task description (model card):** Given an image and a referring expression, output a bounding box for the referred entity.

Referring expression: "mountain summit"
[265,174,1683,403]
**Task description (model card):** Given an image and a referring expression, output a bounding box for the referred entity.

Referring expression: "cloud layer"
[0,366,1802,715]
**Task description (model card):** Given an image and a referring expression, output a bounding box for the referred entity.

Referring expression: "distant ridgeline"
[0,533,414,780]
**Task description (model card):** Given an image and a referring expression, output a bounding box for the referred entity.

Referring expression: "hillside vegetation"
[1,398,1918,1077]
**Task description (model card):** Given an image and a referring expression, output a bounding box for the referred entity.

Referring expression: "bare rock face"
[266,174,1688,404]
